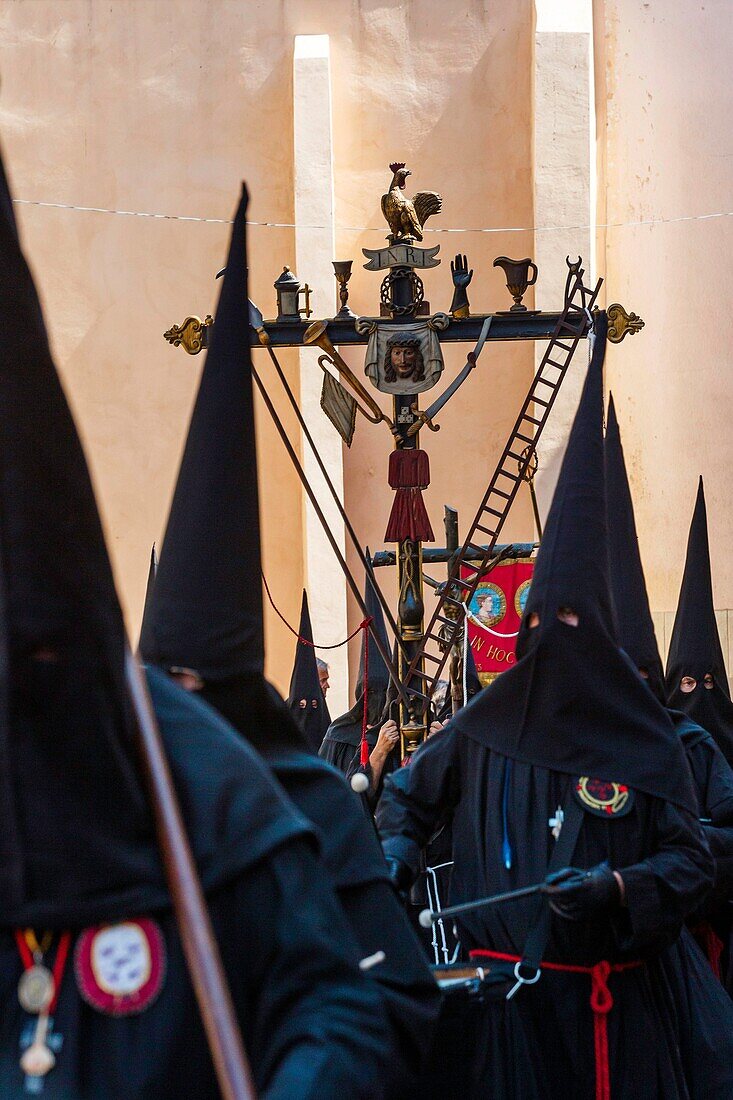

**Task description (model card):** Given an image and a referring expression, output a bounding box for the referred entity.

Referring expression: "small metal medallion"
[18,966,54,1014]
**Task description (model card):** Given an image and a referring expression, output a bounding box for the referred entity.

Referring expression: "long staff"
[248,362,412,712]
[419,880,560,927]
[125,649,257,1100]
[249,300,404,655]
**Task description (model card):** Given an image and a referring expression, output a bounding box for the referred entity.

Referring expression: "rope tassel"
[384,449,435,543]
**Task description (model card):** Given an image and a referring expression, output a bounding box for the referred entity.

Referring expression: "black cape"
[379,726,714,1099]
[0,669,395,1099]
[378,315,713,1096]
[197,675,440,1098]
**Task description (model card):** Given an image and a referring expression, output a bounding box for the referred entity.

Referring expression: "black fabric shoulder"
[265,748,390,889]
[670,710,713,752]
[146,667,315,887]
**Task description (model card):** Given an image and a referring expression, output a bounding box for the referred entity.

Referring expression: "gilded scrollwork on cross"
[163,315,213,355]
[606,303,645,344]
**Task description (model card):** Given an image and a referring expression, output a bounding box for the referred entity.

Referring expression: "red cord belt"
[470,948,644,1100]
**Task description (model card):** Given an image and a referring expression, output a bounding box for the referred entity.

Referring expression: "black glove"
[385,856,413,899]
[546,862,620,922]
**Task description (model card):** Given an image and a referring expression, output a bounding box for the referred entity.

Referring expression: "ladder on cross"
[405,258,603,704]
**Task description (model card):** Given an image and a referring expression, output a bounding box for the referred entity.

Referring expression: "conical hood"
[604,396,665,701]
[323,566,392,747]
[665,479,733,763]
[357,561,390,698]
[140,187,264,680]
[287,590,331,753]
[464,639,482,700]
[454,313,695,812]
[0,142,164,924]
[139,543,157,640]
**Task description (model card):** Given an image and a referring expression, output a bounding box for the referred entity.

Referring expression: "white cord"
[12,197,733,235]
[462,607,469,708]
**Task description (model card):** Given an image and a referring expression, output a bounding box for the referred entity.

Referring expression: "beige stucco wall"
[0,0,536,699]
[1,0,729,697]
[594,0,733,670]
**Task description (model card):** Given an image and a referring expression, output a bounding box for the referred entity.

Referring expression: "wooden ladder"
[405,258,602,703]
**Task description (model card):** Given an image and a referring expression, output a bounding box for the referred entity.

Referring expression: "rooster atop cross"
[381,163,442,243]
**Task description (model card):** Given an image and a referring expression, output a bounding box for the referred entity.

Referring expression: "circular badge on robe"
[574,777,634,818]
[75,919,165,1016]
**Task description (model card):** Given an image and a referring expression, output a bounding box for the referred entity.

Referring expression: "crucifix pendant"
[19,1014,62,1094]
[549,806,564,840]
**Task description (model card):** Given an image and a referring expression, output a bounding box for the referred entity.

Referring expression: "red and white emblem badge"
[75,919,165,1016]
[573,777,634,818]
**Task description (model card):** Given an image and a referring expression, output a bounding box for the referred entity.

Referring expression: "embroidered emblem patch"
[75,919,165,1016]
[574,777,634,818]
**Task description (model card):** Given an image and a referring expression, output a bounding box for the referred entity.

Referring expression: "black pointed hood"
[139,543,157,641]
[604,396,665,701]
[287,591,331,753]
[0,162,312,929]
[454,314,695,812]
[0,143,164,924]
[665,479,733,764]
[357,562,391,700]
[140,187,264,680]
[140,188,305,759]
[322,566,392,749]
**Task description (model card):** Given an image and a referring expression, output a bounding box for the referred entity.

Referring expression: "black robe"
[0,670,394,1099]
[675,711,733,826]
[673,710,733,995]
[0,845,392,1100]
[263,748,440,1097]
[378,724,714,1099]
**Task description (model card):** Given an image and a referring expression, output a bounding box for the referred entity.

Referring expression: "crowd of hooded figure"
[1,138,732,1100]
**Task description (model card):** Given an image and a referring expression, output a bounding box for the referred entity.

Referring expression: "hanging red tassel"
[384,448,435,543]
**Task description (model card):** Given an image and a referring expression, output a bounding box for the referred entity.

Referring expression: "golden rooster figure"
[381,163,442,242]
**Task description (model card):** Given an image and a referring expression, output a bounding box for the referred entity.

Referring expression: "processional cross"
[164,164,644,756]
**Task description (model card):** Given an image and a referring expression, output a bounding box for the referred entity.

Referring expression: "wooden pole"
[124,649,257,1100]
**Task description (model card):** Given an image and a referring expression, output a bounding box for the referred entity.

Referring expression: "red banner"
[462,558,534,684]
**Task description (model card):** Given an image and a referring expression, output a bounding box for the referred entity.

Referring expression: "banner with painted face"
[462,557,535,684]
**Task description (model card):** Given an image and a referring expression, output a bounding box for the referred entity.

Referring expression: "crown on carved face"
[389,162,407,173]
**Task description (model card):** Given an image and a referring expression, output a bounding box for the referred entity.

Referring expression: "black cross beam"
[191,312,592,351]
[370,542,536,568]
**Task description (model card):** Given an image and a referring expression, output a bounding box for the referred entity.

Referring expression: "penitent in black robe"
[261,746,441,1098]
[378,725,715,1100]
[673,710,733,998]
[675,711,733,826]
[0,669,393,1100]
